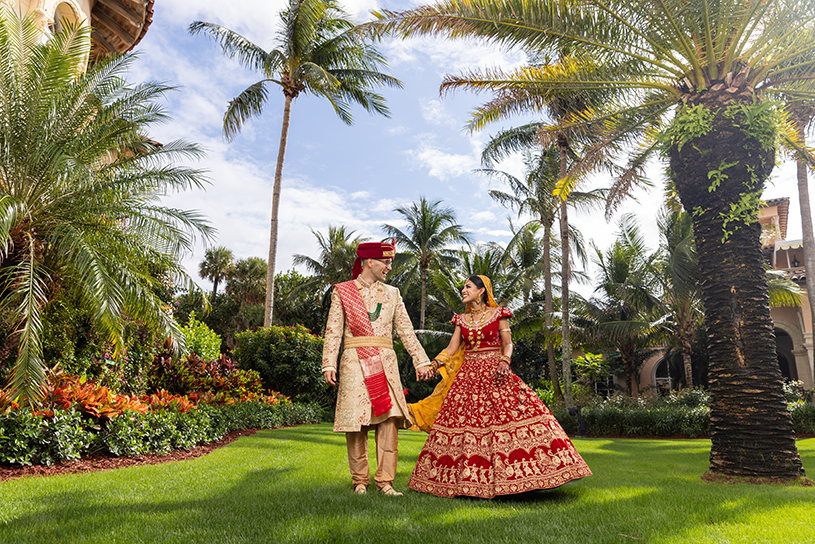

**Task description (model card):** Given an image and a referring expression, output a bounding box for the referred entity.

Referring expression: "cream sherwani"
[322,278,431,432]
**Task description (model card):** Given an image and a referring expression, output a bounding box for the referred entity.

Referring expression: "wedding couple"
[321,241,591,499]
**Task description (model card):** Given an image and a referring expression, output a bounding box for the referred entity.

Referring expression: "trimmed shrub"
[0,401,323,466]
[233,325,327,403]
[0,409,93,466]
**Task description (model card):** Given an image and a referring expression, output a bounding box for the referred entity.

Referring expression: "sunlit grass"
[0,424,813,543]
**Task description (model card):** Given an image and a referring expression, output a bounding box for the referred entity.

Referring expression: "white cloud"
[408,144,478,180]
[470,210,497,223]
[420,99,458,128]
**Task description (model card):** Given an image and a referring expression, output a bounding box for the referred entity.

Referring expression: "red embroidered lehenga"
[408,307,592,498]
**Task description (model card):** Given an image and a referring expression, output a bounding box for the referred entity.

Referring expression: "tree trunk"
[680,330,695,388]
[211,278,220,303]
[671,93,803,478]
[558,137,573,407]
[794,113,815,383]
[420,265,427,330]
[264,94,293,327]
[543,223,564,404]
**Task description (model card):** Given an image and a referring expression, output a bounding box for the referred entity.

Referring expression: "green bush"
[181,313,222,360]
[101,401,323,457]
[233,324,327,403]
[551,403,711,438]
[0,401,323,466]
[789,402,815,434]
[0,409,94,466]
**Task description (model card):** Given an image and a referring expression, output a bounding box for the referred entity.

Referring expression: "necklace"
[468,307,490,351]
[368,303,382,322]
[357,278,384,322]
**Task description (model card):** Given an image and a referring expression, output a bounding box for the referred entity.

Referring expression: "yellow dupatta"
[407,275,498,432]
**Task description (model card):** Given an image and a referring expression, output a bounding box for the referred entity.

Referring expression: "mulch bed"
[0,428,259,483]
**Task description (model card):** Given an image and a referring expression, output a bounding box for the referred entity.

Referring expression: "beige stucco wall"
[3,0,93,32]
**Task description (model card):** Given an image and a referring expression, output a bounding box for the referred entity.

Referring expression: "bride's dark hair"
[467,275,489,305]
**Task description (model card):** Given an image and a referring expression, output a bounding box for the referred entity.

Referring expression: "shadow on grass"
[2,433,813,544]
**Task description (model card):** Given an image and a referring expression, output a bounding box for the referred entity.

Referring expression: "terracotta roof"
[764,197,790,240]
[90,0,155,58]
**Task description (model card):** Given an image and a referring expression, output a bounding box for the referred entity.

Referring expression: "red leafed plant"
[141,389,197,412]
[0,389,19,413]
[43,375,149,420]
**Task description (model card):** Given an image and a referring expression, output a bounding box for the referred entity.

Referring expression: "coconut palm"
[199,246,234,302]
[292,225,369,295]
[655,209,702,388]
[190,0,402,327]
[484,145,602,402]
[580,215,664,395]
[383,197,471,329]
[0,12,213,405]
[372,0,815,478]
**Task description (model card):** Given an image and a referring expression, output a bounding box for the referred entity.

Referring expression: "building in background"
[637,197,814,393]
[5,0,153,59]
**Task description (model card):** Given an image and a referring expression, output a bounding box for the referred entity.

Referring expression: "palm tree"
[190,0,403,327]
[292,225,369,294]
[226,257,267,306]
[0,12,213,405]
[786,104,815,354]
[383,197,471,329]
[372,0,815,478]
[484,145,602,403]
[656,209,702,388]
[199,246,235,302]
[581,215,663,395]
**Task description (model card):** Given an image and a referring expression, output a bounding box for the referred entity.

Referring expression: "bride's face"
[461,280,486,305]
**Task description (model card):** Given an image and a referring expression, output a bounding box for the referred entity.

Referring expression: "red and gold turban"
[352,240,396,279]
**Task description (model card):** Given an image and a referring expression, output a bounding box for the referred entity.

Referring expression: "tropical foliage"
[190,0,402,327]
[0,12,212,406]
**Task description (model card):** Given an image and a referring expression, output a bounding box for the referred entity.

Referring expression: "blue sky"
[126,0,807,298]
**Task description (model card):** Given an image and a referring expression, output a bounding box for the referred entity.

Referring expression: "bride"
[407,275,592,498]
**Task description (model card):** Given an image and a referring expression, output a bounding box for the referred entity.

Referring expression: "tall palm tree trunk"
[543,224,564,403]
[680,329,695,388]
[558,136,573,407]
[264,93,294,327]
[671,95,803,477]
[420,266,427,330]
[794,114,815,379]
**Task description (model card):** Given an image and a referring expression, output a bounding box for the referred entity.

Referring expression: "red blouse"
[452,307,513,351]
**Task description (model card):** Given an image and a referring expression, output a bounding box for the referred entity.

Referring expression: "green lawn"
[1,424,813,544]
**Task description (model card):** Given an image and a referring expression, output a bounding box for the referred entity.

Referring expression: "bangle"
[500,355,511,364]
[499,328,511,333]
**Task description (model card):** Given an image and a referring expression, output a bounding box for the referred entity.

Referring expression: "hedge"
[0,401,323,466]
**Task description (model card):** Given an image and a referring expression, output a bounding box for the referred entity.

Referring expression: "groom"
[322,240,433,496]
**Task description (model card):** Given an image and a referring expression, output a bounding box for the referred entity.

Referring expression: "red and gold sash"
[334,281,393,417]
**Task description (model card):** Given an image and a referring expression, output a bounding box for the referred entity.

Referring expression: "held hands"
[416,365,435,381]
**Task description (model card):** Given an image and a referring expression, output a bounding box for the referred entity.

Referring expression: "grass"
[0,424,813,544]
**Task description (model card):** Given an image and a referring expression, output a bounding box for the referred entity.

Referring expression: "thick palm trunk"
[793,116,815,376]
[671,95,803,478]
[543,224,564,403]
[558,138,573,407]
[264,94,293,327]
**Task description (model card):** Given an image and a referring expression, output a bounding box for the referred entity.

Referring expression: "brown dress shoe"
[379,485,403,496]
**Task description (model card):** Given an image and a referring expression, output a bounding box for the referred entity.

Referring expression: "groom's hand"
[324,370,337,385]
[416,366,434,381]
